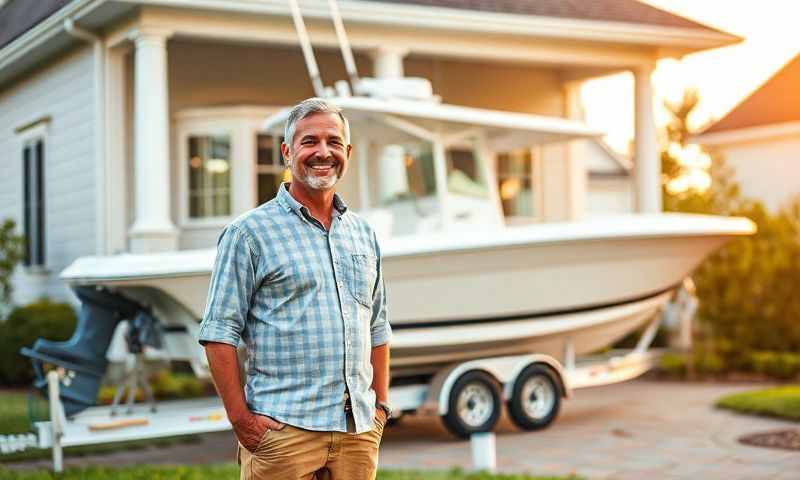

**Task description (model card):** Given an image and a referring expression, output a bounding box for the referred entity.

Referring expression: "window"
[496,149,535,219]
[187,135,231,218]
[22,138,45,267]
[255,134,287,205]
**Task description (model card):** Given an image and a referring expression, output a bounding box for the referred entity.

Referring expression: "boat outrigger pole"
[287,0,326,97]
[327,0,360,93]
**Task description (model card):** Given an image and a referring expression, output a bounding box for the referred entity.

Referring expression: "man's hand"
[374,407,388,427]
[233,411,285,452]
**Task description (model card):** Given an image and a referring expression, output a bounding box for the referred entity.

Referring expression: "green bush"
[692,349,726,376]
[748,351,800,380]
[97,369,212,404]
[0,299,77,386]
[658,352,688,378]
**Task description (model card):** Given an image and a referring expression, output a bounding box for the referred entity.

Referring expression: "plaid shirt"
[198,183,391,434]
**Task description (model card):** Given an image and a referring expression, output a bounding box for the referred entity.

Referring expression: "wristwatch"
[376,400,393,419]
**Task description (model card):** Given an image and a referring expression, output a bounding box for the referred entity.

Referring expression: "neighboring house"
[695,53,800,212]
[0,0,738,304]
[585,139,634,217]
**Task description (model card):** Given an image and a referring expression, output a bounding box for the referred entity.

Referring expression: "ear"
[346,143,353,159]
[280,142,291,166]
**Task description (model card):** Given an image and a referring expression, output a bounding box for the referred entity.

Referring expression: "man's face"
[282,112,351,192]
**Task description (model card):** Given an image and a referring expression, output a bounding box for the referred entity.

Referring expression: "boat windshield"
[368,136,498,236]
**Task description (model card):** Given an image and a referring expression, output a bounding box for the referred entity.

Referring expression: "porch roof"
[0,0,742,89]
[372,0,726,34]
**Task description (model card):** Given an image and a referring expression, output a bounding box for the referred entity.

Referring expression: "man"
[198,98,392,480]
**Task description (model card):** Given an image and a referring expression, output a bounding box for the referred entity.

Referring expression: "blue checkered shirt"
[198,183,391,434]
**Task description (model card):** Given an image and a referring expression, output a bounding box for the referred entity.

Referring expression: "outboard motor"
[20,287,143,416]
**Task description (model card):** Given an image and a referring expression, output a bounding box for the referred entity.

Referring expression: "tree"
[661,89,800,367]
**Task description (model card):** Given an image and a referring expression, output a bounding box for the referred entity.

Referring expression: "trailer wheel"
[442,370,501,439]
[507,364,561,431]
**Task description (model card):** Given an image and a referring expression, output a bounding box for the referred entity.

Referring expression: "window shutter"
[22,145,31,267]
[35,139,45,266]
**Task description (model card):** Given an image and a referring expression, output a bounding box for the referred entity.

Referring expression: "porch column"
[129,27,178,252]
[369,46,408,79]
[369,47,411,203]
[564,82,587,220]
[634,64,661,213]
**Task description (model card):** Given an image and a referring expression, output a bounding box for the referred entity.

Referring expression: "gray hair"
[283,98,351,153]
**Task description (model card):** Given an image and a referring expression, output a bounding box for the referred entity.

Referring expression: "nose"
[317,141,332,158]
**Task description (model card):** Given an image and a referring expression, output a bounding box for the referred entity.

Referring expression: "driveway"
[5,380,799,479]
[380,379,800,479]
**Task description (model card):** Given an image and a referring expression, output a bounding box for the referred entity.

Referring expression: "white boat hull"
[60,214,754,377]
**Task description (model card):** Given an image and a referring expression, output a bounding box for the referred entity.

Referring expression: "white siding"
[0,46,96,306]
[587,177,634,217]
[716,135,800,212]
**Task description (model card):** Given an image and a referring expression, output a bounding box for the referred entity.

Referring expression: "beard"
[289,159,343,191]
[303,170,339,190]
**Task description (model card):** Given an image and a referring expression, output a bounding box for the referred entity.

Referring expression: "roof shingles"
[0,0,728,52]
[0,0,71,50]
[372,0,726,33]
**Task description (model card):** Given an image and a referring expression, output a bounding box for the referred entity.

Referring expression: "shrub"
[96,369,211,404]
[658,352,688,378]
[748,351,800,380]
[0,218,24,308]
[661,89,800,372]
[0,299,77,386]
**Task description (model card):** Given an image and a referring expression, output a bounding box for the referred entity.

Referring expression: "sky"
[581,0,800,154]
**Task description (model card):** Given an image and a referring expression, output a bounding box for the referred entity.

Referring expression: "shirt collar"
[277,182,348,217]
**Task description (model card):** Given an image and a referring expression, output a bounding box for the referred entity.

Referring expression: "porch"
[104,4,662,254]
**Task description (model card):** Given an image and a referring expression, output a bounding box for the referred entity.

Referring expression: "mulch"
[739,429,800,451]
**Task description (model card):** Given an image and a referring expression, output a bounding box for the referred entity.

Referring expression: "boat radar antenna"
[288,0,327,97]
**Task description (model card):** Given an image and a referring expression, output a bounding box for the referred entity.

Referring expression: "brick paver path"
[380,379,800,479]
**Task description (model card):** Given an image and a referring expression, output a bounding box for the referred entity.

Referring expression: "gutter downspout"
[64,18,106,256]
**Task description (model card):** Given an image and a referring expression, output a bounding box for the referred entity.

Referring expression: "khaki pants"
[238,418,385,480]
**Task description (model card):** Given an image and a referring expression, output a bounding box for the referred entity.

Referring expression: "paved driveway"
[380,379,800,479]
[5,380,799,479]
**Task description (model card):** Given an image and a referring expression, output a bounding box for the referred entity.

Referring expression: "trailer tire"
[507,364,561,431]
[442,370,501,439]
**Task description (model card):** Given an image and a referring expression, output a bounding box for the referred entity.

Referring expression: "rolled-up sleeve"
[198,225,258,347]
[370,232,392,347]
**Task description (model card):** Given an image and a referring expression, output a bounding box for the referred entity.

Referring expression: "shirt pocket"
[349,253,377,308]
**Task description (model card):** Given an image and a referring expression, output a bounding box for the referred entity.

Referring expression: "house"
[0,0,739,305]
[695,52,800,212]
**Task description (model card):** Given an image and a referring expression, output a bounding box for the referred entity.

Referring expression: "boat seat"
[20,287,144,417]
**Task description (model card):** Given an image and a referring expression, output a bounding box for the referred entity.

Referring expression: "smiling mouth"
[308,162,338,172]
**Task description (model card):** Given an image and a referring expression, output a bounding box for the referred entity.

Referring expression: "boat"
[57,210,753,381]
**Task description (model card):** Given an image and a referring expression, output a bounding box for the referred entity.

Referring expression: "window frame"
[496,146,543,225]
[254,133,287,206]
[175,106,283,229]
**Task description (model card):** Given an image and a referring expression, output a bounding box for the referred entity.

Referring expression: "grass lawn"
[716,385,800,421]
[0,391,198,463]
[0,465,582,479]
